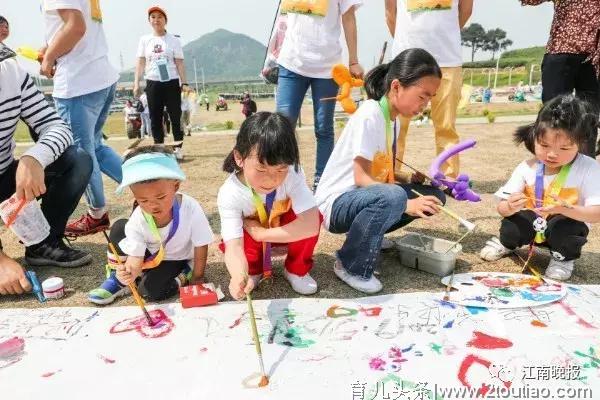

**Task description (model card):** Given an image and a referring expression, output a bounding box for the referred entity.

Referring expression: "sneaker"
[283,270,318,295]
[65,213,110,237]
[175,265,193,287]
[480,237,513,261]
[381,237,395,251]
[174,147,184,161]
[88,272,130,305]
[333,259,382,294]
[544,259,574,281]
[25,239,93,268]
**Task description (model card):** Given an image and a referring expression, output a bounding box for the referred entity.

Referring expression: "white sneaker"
[480,237,513,261]
[333,260,382,294]
[283,270,318,295]
[545,259,574,281]
[380,237,395,251]
[174,147,184,161]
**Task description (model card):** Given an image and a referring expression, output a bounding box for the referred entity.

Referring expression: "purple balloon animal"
[429,139,481,202]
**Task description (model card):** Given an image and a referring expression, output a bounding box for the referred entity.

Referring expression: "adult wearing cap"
[41,0,123,238]
[0,16,9,44]
[134,6,187,160]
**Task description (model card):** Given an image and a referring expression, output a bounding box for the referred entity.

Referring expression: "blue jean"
[329,183,446,279]
[276,65,339,180]
[55,84,123,210]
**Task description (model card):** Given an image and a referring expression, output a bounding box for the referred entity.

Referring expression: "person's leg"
[139,260,189,301]
[545,215,589,262]
[0,160,18,203]
[430,67,462,179]
[146,80,166,144]
[498,210,537,249]
[329,184,408,279]
[280,209,323,276]
[242,229,266,276]
[541,53,577,104]
[574,57,600,156]
[275,65,311,130]
[165,79,183,142]
[310,77,338,182]
[92,83,122,185]
[41,146,93,242]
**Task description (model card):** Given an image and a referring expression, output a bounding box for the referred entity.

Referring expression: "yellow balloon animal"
[331,64,364,114]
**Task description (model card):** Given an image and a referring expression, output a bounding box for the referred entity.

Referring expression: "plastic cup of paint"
[0,195,50,246]
[42,277,65,300]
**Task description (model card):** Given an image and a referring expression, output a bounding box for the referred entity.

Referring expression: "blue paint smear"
[567,286,581,293]
[443,320,454,328]
[519,290,561,302]
[466,306,489,315]
[436,300,456,309]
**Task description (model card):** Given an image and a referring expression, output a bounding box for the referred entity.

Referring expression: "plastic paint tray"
[395,233,461,277]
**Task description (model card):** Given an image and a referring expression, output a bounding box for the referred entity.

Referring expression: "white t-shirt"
[139,93,149,114]
[217,167,317,242]
[123,105,137,122]
[119,193,214,262]
[495,155,600,223]
[181,94,191,112]
[315,99,398,228]
[43,0,119,98]
[277,0,363,79]
[136,33,184,82]
[391,0,462,67]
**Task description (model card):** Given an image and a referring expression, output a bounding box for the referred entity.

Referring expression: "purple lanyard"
[263,191,276,277]
[143,199,181,265]
[535,162,544,209]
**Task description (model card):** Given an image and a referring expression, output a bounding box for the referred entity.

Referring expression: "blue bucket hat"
[116,152,186,194]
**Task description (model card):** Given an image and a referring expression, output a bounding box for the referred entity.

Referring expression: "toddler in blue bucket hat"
[89,145,214,305]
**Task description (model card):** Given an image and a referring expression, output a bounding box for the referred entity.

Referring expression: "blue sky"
[2,0,554,72]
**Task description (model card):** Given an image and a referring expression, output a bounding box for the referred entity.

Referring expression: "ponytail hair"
[222,112,300,173]
[514,94,598,154]
[364,48,442,100]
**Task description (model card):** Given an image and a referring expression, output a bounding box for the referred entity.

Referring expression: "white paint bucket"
[42,277,65,300]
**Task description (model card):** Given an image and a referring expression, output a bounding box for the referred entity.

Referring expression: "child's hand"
[116,260,142,286]
[506,192,527,212]
[229,274,255,300]
[243,218,266,242]
[406,196,442,218]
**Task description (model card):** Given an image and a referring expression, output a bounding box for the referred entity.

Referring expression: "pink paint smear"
[109,309,174,339]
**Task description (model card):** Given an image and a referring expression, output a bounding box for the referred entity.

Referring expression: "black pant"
[109,219,188,301]
[499,210,589,261]
[145,79,183,144]
[541,53,600,156]
[0,146,92,246]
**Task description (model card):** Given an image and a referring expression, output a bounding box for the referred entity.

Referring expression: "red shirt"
[522,0,600,73]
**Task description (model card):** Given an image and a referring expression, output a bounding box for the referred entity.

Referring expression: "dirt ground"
[1,120,599,309]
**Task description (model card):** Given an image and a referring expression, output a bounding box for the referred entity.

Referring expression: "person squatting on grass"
[218,112,322,299]
[315,48,446,294]
[480,95,600,281]
[88,146,214,305]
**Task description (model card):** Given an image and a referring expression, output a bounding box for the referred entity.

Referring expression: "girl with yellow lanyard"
[218,112,322,301]
[314,49,446,294]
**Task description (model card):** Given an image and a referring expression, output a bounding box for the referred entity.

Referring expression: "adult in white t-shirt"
[134,5,187,159]
[276,0,364,190]
[385,0,473,182]
[42,0,123,238]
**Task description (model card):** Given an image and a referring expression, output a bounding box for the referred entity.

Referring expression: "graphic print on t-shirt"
[90,0,102,22]
[407,0,451,12]
[281,0,329,16]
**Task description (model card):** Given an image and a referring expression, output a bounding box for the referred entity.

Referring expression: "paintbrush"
[443,270,456,301]
[102,231,154,327]
[245,290,269,387]
[411,189,476,232]
[501,192,574,209]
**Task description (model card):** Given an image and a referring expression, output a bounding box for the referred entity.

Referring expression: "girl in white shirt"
[480,95,600,281]
[134,6,186,158]
[315,49,445,294]
[217,112,321,299]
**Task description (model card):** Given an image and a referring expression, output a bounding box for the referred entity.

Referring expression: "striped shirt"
[0,58,73,176]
